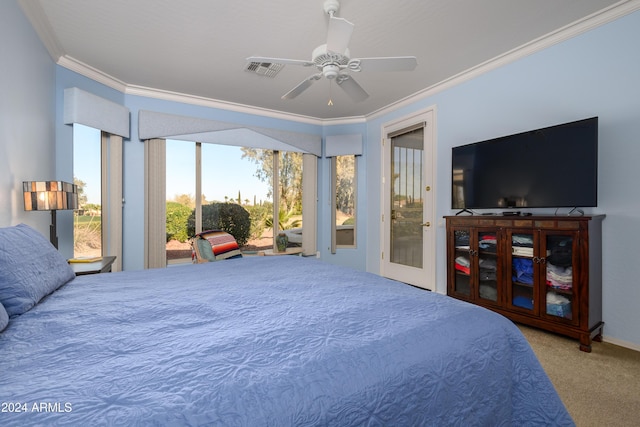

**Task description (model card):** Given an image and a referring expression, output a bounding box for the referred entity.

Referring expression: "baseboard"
[603,335,640,352]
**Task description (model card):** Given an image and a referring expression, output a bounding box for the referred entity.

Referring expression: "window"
[165,140,196,264]
[332,155,357,250]
[140,111,320,267]
[265,149,303,237]
[73,124,102,258]
[165,141,302,264]
[65,87,127,271]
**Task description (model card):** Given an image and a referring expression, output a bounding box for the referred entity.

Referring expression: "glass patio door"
[381,109,435,290]
[390,128,424,269]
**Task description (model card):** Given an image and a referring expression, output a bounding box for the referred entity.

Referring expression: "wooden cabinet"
[445,215,604,352]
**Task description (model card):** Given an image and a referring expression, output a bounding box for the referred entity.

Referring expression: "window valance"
[324,134,363,157]
[63,88,130,138]
[138,110,321,156]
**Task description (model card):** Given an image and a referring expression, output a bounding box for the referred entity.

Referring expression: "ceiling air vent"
[245,61,284,78]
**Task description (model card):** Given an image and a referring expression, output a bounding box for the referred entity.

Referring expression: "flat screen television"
[451,117,598,210]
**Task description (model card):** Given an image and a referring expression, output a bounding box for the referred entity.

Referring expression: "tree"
[186,202,251,246]
[336,156,355,216]
[241,148,303,214]
[166,201,192,242]
[245,203,270,240]
[263,208,301,230]
[74,177,88,208]
[173,193,195,209]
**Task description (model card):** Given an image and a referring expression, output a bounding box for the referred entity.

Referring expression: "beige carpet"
[518,324,640,427]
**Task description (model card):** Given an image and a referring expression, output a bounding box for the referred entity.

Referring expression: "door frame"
[380,106,437,290]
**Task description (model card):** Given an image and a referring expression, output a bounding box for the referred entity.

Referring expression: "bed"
[0,224,573,426]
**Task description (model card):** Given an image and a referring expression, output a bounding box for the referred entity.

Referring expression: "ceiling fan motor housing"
[312,44,350,69]
[323,0,340,16]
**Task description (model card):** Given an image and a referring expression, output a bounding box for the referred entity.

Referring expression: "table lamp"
[23,181,78,249]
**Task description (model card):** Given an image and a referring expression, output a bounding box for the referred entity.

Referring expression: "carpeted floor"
[518,324,640,427]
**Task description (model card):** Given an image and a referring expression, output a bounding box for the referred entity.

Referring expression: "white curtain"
[302,154,318,256]
[101,133,123,272]
[144,139,167,269]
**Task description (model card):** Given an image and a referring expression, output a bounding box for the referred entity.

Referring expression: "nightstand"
[69,256,117,276]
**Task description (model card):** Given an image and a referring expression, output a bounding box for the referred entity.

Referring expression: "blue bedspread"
[0,256,572,426]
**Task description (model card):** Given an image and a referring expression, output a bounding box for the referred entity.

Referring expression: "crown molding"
[57,56,128,93]
[52,0,640,128]
[124,85,325,126]
[366,0,640,121]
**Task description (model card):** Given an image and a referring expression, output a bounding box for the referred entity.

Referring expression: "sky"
[73,124,271,206]
[165,139,271,204]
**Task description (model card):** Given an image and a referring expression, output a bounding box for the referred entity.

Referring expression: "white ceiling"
[19,0,630,121]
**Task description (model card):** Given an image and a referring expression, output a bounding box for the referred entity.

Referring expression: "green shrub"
[342,216,355,226]
[245,204,269,240]
[166,201,192,242]
[187,202,251,246]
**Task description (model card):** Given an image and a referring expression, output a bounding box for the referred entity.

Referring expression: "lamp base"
[50,210,58,249]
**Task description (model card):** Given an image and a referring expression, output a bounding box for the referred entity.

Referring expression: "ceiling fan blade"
[350,56,418,72]
[326,16,354,55]
[336,75,369,102]
[282,74,322,100]
[246,56,315,67]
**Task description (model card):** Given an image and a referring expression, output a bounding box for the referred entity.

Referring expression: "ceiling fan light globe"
[323,64,340,79]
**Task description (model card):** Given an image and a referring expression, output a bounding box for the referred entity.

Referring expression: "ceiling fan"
[246,0,417,103]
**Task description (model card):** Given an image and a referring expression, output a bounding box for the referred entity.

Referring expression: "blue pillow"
[0,224,76,317]
[0,302,8,332]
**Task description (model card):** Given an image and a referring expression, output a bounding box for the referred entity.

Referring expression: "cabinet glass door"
[452,229,471,297]
[509,232,536,313]
[543,233,576,322]
[477,231,499,303]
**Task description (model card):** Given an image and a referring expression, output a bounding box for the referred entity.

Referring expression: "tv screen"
[451,117,598,210]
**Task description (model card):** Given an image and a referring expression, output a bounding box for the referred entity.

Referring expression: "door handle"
[422,222,431,227]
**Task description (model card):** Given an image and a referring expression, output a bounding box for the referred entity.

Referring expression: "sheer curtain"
[144,139,166,269]
[101,132,123,271]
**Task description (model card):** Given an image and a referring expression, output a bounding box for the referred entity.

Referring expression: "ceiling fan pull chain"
[328,80,334,106]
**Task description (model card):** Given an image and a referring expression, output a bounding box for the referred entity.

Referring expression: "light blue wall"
[0,1,56,240]
[364,10,640,347]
